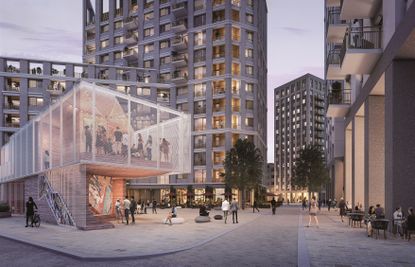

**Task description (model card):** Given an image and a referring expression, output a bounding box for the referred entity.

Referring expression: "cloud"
[0,21,32,33]
[280,26,309,35]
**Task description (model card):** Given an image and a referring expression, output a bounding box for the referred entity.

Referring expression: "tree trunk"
[241,188,246,210]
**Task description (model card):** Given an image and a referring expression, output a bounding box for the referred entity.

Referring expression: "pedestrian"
[43,150,50,170]
[171,204,177,218]
[308,196,319,228]
[152,199,157,214]
[271,197,277,215]
[123,196,131,225]
[221,198,230,223]
[115,199,124,223]
[393,206,404,237]
[165,211,173,225]
[338,197,346,222]
[84,126,92,153]
[230,198,239,224]
[25,197,38,227]
[318,199,322,211]
[328,198,332,212]
[375,204,385,219]
[113,126,123,155]
[302,198,306,210]
[130,196,137,224]
[253,200,260,213]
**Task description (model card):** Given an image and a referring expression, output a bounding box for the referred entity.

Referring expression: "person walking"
[328,199,332,212]
[130,196,137,224]
[123,196,131,225]
[115,199,124,223]
[253,200,260,213]
[308,196,319,228]
[271,197,277,215]
[221,198,230,224]
[152,199,157,214]
[230,198,239,224]
[25,197,38,227]
[338,197,346,222]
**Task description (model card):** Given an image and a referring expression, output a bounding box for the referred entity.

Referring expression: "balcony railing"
[101,12,109,21]
[327,7,346,26]
[115,8,123,17]
[328,89,351,105]
[4,122,20,128]
[5,86,20,92]
[6,66,20,73]
[4,103,20,110]
[340,26,382,65]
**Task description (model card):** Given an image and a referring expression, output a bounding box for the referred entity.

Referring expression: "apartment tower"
[83,0,268,201]
[325,0,415,217]
[274,74,326,202]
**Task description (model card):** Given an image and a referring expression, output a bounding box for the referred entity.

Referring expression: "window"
[194,0,205,10]
[232,45,240,58]
[213,0,225,6]
[114,36,123,44]
[246,100,254,110]
[114,21,123,29]
[101,24,109,33]
[144,27,154,37]
[137,87,151,96]
[28,97,44,107]
[194,169,206,183]
[177,86,188,97]
[159,7,169,16]
[100,39,109,49]
[231,0,240,6]
[194,101,206,114]
[213,45,225,58]
[246,83,254,93]
[159,39,170,49]
[194,118,206,131]
[194,135,206,148]
[213,28,225,41]
[28,79,42,88]
[245,117,254,127]
[160,23,171,33]
[160,55,171,65]
[194,49,206,63]
[177,102,189,112]
[194,152,206,165]
[159,72,171,83]
[245,48,253,58]
[194,14,206,27]
[115,51,122,59]
[144,11,154,21]
[246,14,254,24]
[100,54,109,62]
[144,43,154,53]
[232,63,240,75]
[247,31,254,42]
[194,83,206,97]
[144,59,154,68]
[247,0,254,8]
[246,65,254,75]
[194,31,206,46]
[194,66,206,79]
[213,10,225,22]
[212,63,225,76]
[144,0,154,9]
[232,10,240,21]
[232,27,240,41]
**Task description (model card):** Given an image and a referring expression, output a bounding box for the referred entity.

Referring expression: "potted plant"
[0,202,11,218]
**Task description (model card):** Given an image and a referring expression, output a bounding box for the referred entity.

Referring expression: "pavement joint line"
[297,211,311,267]
[0,213,263,261]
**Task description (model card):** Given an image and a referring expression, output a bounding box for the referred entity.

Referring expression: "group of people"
[115,197,158,225]
[221,198,239,224]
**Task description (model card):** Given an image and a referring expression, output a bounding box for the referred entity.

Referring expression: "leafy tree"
[223,139,263,209]
[292,145,329,201]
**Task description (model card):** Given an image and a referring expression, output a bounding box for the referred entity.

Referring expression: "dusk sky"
[0,0,324,163]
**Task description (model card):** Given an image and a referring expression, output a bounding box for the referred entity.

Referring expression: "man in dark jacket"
[130,196,137,224]
[26,197,38,227]
[271,197,277,215]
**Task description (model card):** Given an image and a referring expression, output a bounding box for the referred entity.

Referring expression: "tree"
[292,145,329,201]
[223,139,263,209]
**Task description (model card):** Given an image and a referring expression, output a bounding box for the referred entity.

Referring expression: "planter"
[0,211,12,218]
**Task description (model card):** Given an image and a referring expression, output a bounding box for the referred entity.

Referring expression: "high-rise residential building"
[324,0,415,217]
[83,0,268,202]
[274,74,326,202]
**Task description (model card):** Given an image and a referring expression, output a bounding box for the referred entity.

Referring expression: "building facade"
[274,74,326,203]
[325,0,415,217]
[82,0,268,202]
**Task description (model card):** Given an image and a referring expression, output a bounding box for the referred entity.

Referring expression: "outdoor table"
[372,219,389,239]
[349,212,365,228]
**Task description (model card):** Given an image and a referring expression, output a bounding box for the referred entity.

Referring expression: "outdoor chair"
[372,219,389,239]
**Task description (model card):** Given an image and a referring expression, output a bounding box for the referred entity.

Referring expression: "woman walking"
[308,196,319,228]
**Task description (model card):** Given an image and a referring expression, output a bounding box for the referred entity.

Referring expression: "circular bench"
[214,214,223,220]
[162,217,185,224]
[195,216,211,223]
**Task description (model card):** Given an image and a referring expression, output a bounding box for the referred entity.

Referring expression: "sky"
[0,0,324,163]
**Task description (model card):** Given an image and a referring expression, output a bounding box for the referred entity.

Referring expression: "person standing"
[308,196,319,228]
[84,126,92,153]
[221,198,230,224]
[43,150,50,170]
[271,197,277,215]
[113,126,123,155]
[338,197,346,222]
[123,196,131,225]
[25,197,38,227]
[130,196,137,224]
[328,199,332,212]
[230,198,239,224]
[145,135,153,160]
[253,200,260,213]
[152,199,157,214]
[115,199,124,223]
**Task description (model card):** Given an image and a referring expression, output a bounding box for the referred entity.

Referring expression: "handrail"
[329,88,351,105]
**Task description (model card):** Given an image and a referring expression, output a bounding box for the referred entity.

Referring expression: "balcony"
[3,103,20,110]
[171,53,188,67]
[340,0,382,20]
[172,20,187,32]
[125,32,138,45]
[339,26,382,75]
[85,19,95,32]
[326,89,351,117]
[124,16,138,30]
[101,12,109,22]
[172,2,187,17]
[326,7,347,43]
[213,88,225,97]
[5,86,20,92]
[326,48,344,80]
[172,71,188,84]
[3,121,20,128]
[171,35,188,50]
[123,49,138,61]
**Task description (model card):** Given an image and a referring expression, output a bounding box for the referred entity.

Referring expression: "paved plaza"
[0,207,414,266]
